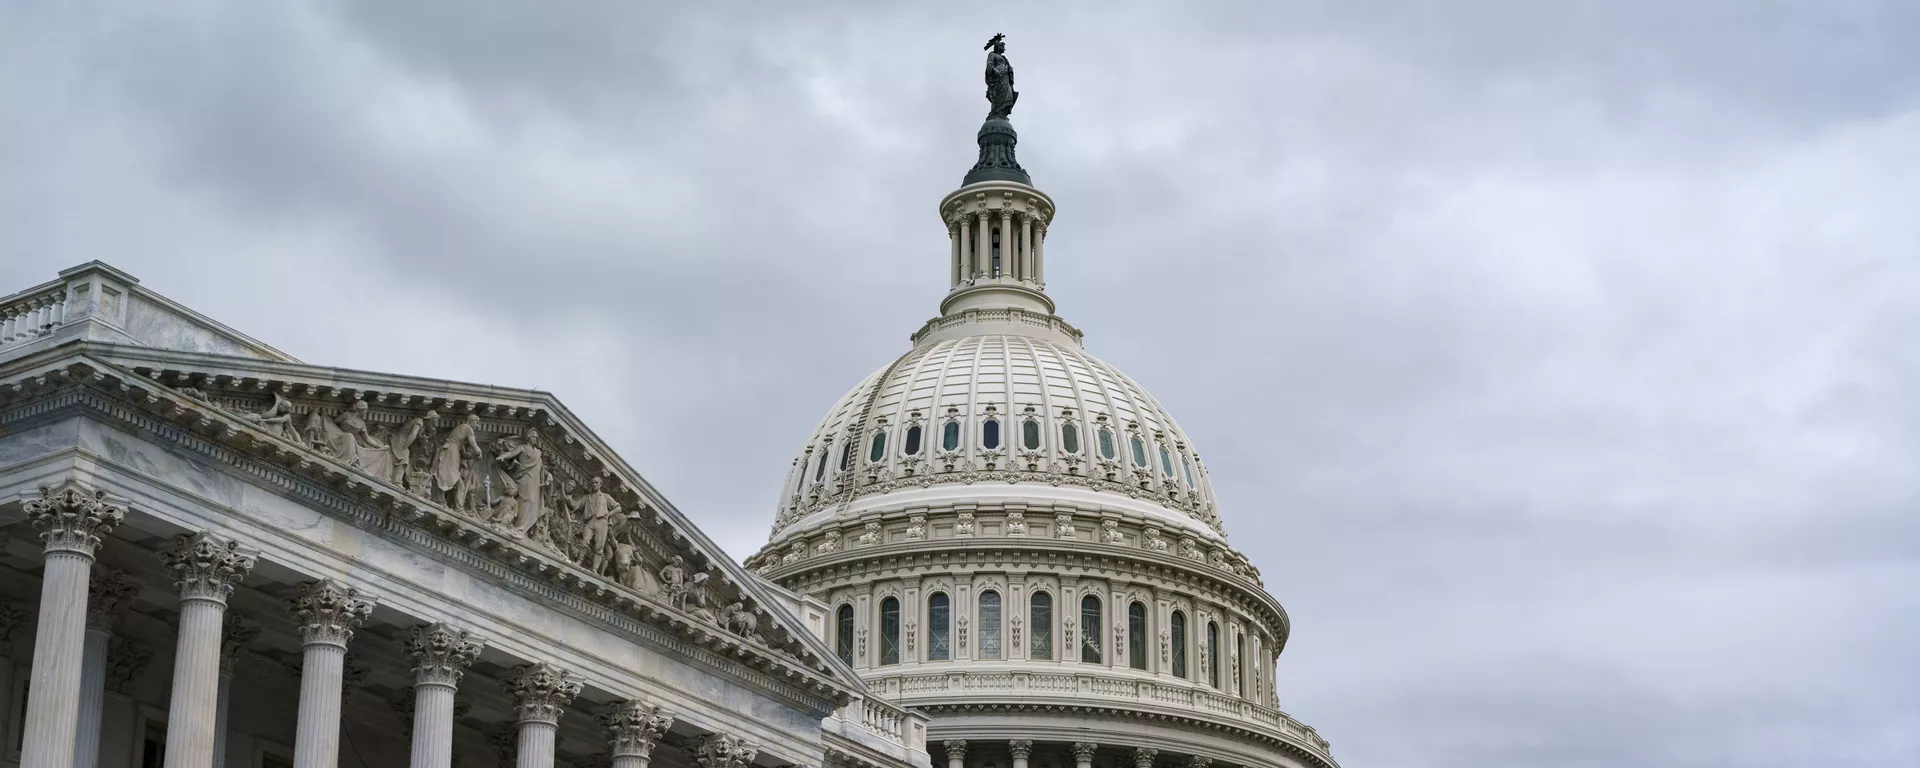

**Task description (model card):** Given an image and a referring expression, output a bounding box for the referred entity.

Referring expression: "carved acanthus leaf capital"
[160,532,255,603]
[0,600,24,658]
[506,662,582,725]
[219,611,260,674]
[404,623,485,687]
[85,569,140,631]
[104,637,153,694]
[1008,740,1033,760]
[1071,742,1099,762]
[1187,757,1212,768]
[599,700,674,758]
[696,734,759,768]
[287,579,375,648]
[26,481,126,557]
[944,740,968,761]
[1132,748,1158,768]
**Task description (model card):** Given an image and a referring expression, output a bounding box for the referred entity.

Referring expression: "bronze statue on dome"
[984,33,1018,120]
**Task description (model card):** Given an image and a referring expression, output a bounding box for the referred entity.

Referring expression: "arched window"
[814,444,831,481]
[1159,444,1175,476]
[1207,621,1221,688]
[1080,595,1103,663]
[991,227,1002,277]
[1097,428,1116,460]
[1182,456,1195,486]
[1236,632,1248,696]
[840,441,855,472]
[1029,592,1053,660]
[1022,419,1042,450]
[1170,610,1188,678]
[982,419,1001,450]
[869,430,887,463]
[1128,602,1148,670]
[1130,435,1148,467]
[904,424,923,456]
[835,604,855,665]
[979,590,1002,659]
[941,422,961,452]
[879,597,900,666]
[928,593,951,661]
[1062,422,1080,454]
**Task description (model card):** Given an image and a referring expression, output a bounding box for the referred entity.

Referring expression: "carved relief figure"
[433,414,484,512]
[720,602,757,638]
[686,571,713,619]
[566,476,623,573]
[387,409,435,490]
[659,555,689,608]
[234,392,304,443]
[491,427,546,534]
[612,527,658,594]
[308,400,391,473]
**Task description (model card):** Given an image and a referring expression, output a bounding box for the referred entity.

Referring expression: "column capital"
[598,700,674,758]
[944,740,968,761]
[104,637,153,695]
[505,662,582,725]
[287,579,375,648]
[485,722,519,768]
[694,734,759,768]
[160,532,255,603]
[0,599,25,658]
[25,481,125,557]
[1132,748,1157,768]
[85,569,141,631]
[1007,741,1032,760]
[1187,757,1212,768]
[404,623,485,687]
[219,612,260,675]
[1071,743,1098,762]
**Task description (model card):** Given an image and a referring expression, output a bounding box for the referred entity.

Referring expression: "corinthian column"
[693,734,757,768]
[160,532,255,768]
[214,613,259,768]
[76,570,139,768]
[599,701,673,768]
[404,623,484,768]
[1071,742,1098,768]
[943,740,966,768]
[287,580,375,768]
[505,663,582,768]
[1008,740,1032,768]
[1132,748,1157,768]
[20,482,125,768]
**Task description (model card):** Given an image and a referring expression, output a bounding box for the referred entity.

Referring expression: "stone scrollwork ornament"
[404,622,485,686]
[25,481,127,556]
[599,700,674,759]
[505,662,583,725]
[695,733,760,768]
[287,578,376,648]
[160,531,256,601]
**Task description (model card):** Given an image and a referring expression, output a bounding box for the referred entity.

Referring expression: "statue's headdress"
[984,33,1005,51]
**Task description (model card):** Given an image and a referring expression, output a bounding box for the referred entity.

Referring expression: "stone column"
[949,218,963,288]
[1034,221,1046,284]
[404,623,484,768]
[944,739,967,768]
[20,482,125,768]
[693,734,758,768]
[599,700,673,768]
[998,210,1013,278]
[505,662,582,768]
[1071,742,1097,768]
[287,579,375,768]
[1019,214,1034,281]
[1187,756,1211,768]
[1008,740,1032,768]
[76,570,139,768]
[1132,748,1157,768]
[0,600,26,755]
[214,613,259,768]
[975,211,990,279]
[160,532,255,768]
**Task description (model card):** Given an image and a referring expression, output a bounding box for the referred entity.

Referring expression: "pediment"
[0,344,864,709]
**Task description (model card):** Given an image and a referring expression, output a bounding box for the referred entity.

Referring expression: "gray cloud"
[5,2,1918,766]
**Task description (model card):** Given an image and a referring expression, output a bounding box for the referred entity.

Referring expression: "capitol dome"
[749,42,1336,768]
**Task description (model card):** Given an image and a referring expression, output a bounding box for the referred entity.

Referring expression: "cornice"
[914,700,1335,768]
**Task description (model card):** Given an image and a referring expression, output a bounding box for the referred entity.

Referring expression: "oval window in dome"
[982,419,1000,450]
[1022,419,1041,450]
[1130,436,1148,467]
[904,425,923,456]
[1097,427,1116,460]
[1159,444,1175,476]
[869,430,887,463]
[942,421,961,452]
[1062,422,1080,453]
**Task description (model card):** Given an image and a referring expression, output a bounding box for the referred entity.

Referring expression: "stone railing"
[826,695,930,766]
[0,280,70,350]
[869,670,1330,757]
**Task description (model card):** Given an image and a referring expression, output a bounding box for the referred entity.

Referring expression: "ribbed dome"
[770,333,1224,543]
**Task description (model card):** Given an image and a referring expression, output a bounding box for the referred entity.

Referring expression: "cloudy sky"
[5,2,1918,766]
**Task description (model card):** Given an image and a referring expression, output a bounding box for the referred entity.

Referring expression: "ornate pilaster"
[286,579,375,768]
[76,570,139,768]
[694,734,759,768]
[1008,740,1032,768]
[1132,748,1157,768]
[213,613,258,768]
[0,600,25,658]
[944,739,967,768]
[103,637,151,695]
[599,701,673,768]
[506,663,582,768]
[486,723,520,768]
[158,531,255,768]
[1071,742,1098,768]
[406,623,484,768]
[19,482,125,768]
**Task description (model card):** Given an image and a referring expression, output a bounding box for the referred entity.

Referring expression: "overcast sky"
[5,2,1918,766]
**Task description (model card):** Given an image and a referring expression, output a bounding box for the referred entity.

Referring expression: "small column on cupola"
[939,33,1058,318]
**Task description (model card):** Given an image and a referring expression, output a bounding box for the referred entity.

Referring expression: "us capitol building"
[0,39,1335,768]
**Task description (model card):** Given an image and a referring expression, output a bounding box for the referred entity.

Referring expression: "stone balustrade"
[0,281,70,349]
[828,695,930,766]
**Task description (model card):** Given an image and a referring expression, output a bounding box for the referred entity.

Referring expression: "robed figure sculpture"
[985,33,1018,120]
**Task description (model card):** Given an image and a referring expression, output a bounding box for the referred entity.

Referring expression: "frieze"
[0,365,849,715]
